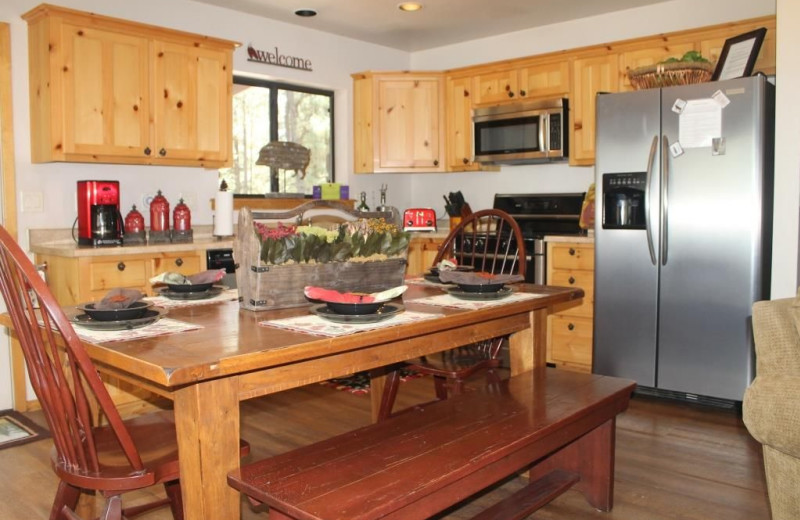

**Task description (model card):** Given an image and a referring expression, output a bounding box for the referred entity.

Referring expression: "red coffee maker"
[77,181,122,246]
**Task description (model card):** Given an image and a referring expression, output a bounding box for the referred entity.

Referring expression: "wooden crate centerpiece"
[234,207,410,311]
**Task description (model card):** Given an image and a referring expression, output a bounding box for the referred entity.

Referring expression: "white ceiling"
[191,0,674,52]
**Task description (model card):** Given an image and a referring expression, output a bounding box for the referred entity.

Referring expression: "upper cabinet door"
[570,54,619,166]
[519,61,570,99]
[445,75,481,172]
[60,23,150,158]
[377,77,442,170]
[152,40,231,165]
[472,69,518,105]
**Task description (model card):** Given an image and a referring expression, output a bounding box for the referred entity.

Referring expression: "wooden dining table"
[54,283,582,520]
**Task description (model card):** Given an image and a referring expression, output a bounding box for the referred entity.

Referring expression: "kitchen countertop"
[544,233,594,244]
[29,224,452,258]
[29,226,234,258]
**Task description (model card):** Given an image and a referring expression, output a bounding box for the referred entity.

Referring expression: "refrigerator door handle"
[645,135,658,265]
[661,135,670,266]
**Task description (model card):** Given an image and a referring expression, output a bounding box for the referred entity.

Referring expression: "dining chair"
[0,225,249,520]
[377,209,526,420]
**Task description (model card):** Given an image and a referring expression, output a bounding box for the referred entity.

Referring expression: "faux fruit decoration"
[659,50,710,65]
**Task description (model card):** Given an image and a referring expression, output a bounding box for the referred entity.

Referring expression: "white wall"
[772,0,800,298]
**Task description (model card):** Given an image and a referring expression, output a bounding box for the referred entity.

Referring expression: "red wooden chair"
[377,209,527,419]
[0,225,249,520]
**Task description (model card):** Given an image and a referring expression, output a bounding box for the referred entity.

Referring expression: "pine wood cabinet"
[472,61,570,106]
[546,240,594,373]
[36,250,206,306]
[23,4,237,168]
[353,71,445,173]
[570,55,619,166]
[444,75,482,172]
[406,235,445,276]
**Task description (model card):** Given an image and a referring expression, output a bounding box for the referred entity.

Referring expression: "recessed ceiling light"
[295,8,317,17]
[398,2,423,12]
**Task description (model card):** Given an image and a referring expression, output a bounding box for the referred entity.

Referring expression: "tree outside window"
[220,77,334,195]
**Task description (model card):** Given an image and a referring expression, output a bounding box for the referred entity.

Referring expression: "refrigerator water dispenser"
[602,172,646,229]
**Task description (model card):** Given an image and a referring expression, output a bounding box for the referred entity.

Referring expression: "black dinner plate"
[310,304,404,324]
[71,308,167,331]
[157,285,227,300]
[446,286,513,301]
[76,301,153,321]
[165,281,215,293]
[456,282,506,293]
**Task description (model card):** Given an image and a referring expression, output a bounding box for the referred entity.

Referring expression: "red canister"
[149,190,170,232]
[173,198,192,231]
[124,204,145,234]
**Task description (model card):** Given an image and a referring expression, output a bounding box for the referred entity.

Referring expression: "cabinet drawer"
[150,253,202,277]
[88,258,148,292]
[549,269,594,317]
[549,243,594,271]
[549,315,593,366]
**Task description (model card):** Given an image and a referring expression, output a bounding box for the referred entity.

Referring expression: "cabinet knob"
[159,148,167,157]
[507,91,515,98]
[568,323,575,331]
[144,147,152,156]
[519,90,526,97]
[568,276,575,284]
[568,248,576,256]
[117,262,126,271]
[462,157,469,164]
[175,258,184,267]
[434,159,439,166]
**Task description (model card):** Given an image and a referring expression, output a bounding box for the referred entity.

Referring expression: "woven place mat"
[73,318,203,343]
[260,310,444,338]
[405,276,452,288]
[144,288,239,309]
[411,291,547,310]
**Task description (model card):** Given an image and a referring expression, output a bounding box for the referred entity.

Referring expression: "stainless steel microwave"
[472,98,568,164]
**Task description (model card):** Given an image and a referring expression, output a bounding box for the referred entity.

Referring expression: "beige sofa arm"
[744,376,800,459]
[752,298,800,377]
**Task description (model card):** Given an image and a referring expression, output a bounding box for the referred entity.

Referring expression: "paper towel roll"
[213,190,234,236]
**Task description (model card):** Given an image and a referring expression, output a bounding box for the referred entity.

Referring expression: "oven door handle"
[645,135,658,265]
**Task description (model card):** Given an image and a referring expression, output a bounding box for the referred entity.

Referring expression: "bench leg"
[528,418,616,511]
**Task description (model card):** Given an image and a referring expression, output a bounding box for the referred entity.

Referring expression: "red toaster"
[403,208,437,232]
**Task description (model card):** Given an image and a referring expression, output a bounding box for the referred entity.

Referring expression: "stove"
[493,193,586,284]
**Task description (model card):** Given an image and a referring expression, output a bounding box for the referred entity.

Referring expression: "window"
[220,76,334,195]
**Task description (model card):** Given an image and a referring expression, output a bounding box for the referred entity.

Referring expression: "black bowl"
[77,301,153,321]
[456,282,505,293]
[165,282,214,293]
[326,301,384,315]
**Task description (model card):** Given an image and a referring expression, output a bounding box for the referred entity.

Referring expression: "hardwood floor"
[0,373,770,519]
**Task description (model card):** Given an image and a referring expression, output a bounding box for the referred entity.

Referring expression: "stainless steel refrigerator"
[593,75,774,404]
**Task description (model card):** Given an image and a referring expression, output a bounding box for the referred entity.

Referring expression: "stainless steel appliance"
[593,75,775,405]
[207,248,237,289]
[493,193,585,284]
[76,180,122,246]
[472,98,568,164]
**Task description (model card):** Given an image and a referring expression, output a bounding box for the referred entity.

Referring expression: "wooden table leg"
[369,372,386,423]
[174,377,241,520]
[508,308,547,375]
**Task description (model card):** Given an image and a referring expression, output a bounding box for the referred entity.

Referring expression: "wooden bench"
[228,368,636,520]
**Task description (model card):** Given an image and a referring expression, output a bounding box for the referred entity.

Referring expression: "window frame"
[231,75,336,193]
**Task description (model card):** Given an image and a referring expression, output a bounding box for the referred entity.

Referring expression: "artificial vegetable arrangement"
[253,218,410,266]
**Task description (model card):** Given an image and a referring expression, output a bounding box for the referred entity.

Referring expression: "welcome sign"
[247,44,313,72]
